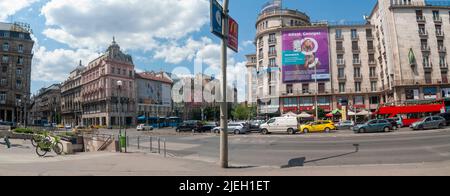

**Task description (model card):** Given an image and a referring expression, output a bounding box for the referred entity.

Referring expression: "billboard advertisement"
[282,28,330,83]
[228,17,239,52]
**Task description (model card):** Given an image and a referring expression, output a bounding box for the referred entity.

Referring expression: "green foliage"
[232,105,252,120]
[13,128,34,134]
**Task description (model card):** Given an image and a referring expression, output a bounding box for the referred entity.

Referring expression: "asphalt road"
[108,127,450,168]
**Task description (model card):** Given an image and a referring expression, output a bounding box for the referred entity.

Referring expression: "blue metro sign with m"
[210,0,223,38]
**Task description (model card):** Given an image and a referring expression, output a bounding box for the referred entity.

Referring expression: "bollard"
[164,138,166,157]
[138,136,140,150]
[125,131,128,153]
[150,136,153,152]
[158,137,161,154]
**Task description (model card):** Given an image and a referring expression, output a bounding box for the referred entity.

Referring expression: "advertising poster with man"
[282,28,330,83]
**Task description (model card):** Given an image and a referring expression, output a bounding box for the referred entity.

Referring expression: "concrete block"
[61,141,74,155]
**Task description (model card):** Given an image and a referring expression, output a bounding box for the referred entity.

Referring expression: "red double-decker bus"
[376,99,446,127]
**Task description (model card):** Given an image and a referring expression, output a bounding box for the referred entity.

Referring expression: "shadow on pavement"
[281,144,360,168]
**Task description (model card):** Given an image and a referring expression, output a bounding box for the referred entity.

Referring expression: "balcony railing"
[421,45,431,52]
[352,47,361,53]
[419,30,428,37]
[335,35,344,40]
[440,63,448,69]
[268,39,277,45]
[436,30,445,37]
[439,46,447,53]
[258,41,264,48]
[336,47,345,53]
[337,59,345,66]
[394,79,450,86]
[351,35,359,41]
[433,16,442,23]
[268,51,277,57]
[416,16,426,23]
[369,61,376,66]
[353,59,361,65]
[258,55,263,60]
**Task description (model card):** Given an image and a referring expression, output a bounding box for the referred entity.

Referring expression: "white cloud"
[154,37,213,64]
[41,0,209,51]
[0,0,38,21]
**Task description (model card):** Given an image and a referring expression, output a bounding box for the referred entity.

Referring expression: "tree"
[309,108,327,120]
[232,104,251,120]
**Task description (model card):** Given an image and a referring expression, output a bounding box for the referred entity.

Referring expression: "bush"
[13,128,34,134]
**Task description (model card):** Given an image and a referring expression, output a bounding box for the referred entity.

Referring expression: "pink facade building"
[81,38,136,127]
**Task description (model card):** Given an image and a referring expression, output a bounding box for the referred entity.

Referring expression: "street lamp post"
[220,0,230,169]
[117,81,123,136]
[314,64,319,121]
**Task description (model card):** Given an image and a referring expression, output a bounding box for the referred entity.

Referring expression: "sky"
[0,0,377,101]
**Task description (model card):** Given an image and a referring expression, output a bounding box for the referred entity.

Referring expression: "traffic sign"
[210,0,223,38]
[227,16,239,52]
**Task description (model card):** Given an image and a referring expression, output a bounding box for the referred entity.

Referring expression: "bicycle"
[31,133,44,147]
[35,134,64,157]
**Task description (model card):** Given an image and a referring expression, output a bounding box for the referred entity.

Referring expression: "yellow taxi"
[299,120,336,134]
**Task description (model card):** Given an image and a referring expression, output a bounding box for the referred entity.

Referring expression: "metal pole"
[138,136,140,149]
[125,131,128,153]
[150,136,153,152]
[315,64,319,121]
[164,138,166,157]
[220,0,230,169]
[158,137,161,154]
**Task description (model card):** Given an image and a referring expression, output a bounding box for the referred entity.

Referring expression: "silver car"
[137,124,154,131]
[410,116,446,130]
[212,123,248,134]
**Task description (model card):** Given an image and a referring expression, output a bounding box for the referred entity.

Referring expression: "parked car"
[299,120,336,134]
[137,124,154,131]
[335,120,355,130]
[196,122,216,133]
[410,116,446,130]
[248,120,265,132]
[353,119,393,133]
[259,117,298,135]
[212,123,248,134]
[436,113,450,126]
[64,125,72,130]
[386,118,400,130]
[175,122,200,132]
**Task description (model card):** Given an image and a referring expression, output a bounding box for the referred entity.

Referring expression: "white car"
[137,124,154,131]
[259,116,298,134]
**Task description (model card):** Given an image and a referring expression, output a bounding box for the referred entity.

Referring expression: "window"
[366,29,373,38]
[354,68,361,78]
[354,96,364,105]
[336,41,343,50]
[2,32,9,37]
[129,70,133,77]
[369,54,375,64]
[18,44,24,53]
[370,67,376,77]
[0,78,6,86]
[440,55,447,67]
[318,83,325,93]
[421,39,428,50]
[425,72,432,84]
[2,56,9,63]
[258,48,263,59]
[370,96,380,104]
[122,69,126,75]
[286,84,293,94]
[355,82,361,92]
[352,41,359,50]
[438,40,444,50]
[353,54,360,64]
[419,24,426,35]
[436,25,442,35]
[1,66,6,72]
[16,80,22,89]
[423,55,431,67]
[302,84,309,94]
[0,92,6,104]
[442,72,448,83]
[269,33,276,43]
[367,41,374,50]
[2,43,9,51]
[269,46,276,55]
[351,29,358,39]
[339,83,346,93]
[371,81,377,92]
[16,68,22,76]
[19,33,24,39]
[433,10,440,21]
[338,68,345,78]
[269,58,276,67]
[336,29,342,39]
[17,56,24,65]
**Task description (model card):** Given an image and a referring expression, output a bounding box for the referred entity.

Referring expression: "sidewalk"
[1,150,450,176]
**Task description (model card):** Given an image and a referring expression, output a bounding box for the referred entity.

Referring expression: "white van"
[260,117,298,135]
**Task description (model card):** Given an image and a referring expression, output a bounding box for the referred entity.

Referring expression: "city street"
[98,127,450,168]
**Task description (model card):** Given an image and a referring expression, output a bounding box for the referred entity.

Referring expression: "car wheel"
[234,130,240,135]
[303,129,309,134]
[261,129,268,135]
[419,125,424,130]
[176,129,180,133]
[439,124,444,129]
[287,128,295,135]
[325,128,331,133]
[384,127,390,133]
[392,126,398,130]
[358,128,365,133]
